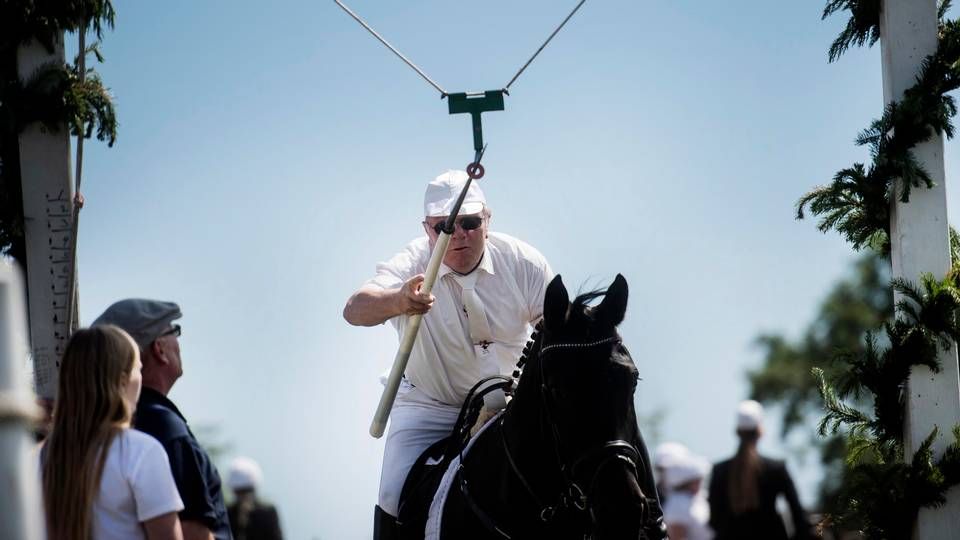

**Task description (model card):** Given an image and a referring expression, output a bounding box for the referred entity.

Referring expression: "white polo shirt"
[367,232,553,405]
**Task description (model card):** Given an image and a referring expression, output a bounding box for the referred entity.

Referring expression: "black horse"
[399,274,666,539]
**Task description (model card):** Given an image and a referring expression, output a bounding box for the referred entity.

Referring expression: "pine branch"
[12,59,117,146]
[0,1,116,54]
[940,0,953,22]
[939,426,960,486]
[950,227,959,268]
[834,333,883,401]
[823,0,882,62]
[908,428,951,509]
[892,274,960,350]
[796,164,890,249]
[814,367,873,437]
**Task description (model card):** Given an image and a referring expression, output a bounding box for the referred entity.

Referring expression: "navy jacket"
[135,387,233,539]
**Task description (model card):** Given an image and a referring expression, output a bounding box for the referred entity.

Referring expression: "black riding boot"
[374,505,399,540]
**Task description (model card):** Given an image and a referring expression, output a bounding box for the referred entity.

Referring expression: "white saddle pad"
[424,410,504,540]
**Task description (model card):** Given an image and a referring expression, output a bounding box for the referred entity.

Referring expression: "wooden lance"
[370,158,485,438]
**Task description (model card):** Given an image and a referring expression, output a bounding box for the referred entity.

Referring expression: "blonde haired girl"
[41,325,184,540]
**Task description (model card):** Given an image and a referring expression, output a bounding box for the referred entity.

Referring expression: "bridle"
[459,333,647,538]
[535,335,644,522]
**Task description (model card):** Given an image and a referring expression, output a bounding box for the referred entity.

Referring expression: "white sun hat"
[654,441,689,469]
[665,452,710,488]
[423,170,486,218]
[227,456,263,491]
[736,399,765,431]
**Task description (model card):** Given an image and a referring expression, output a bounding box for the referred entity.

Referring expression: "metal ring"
[569,483,587,511]
[539,506,555,522]
[466,162,485,179]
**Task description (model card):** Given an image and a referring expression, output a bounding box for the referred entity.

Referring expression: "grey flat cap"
[92,299,182,348]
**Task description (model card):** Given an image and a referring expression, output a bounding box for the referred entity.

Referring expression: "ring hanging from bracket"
[466,162,485,179]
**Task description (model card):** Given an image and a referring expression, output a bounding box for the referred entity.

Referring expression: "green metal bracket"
[447,90,505,153]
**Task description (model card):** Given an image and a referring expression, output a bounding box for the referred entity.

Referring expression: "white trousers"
[378,380,461,517]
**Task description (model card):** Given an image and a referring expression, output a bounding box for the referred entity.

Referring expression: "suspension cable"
[503,0,586,91]
[333,0,588,97]
[333,0,448,96]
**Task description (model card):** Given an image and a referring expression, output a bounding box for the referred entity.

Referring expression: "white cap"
[227,457,263,490]
[423,170,486,217]
[664,453,710,488]
[736,399,764,430]
[654,442,689,469]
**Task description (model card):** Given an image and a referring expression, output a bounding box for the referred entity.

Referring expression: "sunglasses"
[161,324,181,338]
[431,215,483,236]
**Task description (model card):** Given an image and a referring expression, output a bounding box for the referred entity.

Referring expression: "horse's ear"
[543,274,569,331]
[595,274,628,328]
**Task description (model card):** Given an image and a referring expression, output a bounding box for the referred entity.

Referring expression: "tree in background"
[748,229,960,534]
[0,1,118,270]
[747,252,893,517]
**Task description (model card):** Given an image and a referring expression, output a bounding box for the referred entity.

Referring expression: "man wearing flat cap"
[94,299,232,540]
[344,170,553,539]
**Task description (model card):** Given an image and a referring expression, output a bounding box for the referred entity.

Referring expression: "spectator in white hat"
[662,452,713,540]
[343,170,553,539]
[708,400,813,540]
[654,441,689,504]
[226,457,283,540]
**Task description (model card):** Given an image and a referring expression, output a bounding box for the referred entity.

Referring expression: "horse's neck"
[502,385,561,492]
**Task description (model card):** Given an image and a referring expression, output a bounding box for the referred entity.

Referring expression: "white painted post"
[17,37,77,400]
[0,262,44,540]
[880,0,960,537]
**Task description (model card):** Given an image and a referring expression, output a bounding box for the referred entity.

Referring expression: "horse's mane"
[571,289,607,314]
[514,321,544,374]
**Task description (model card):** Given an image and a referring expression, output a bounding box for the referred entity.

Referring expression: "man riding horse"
[343,171,665,539]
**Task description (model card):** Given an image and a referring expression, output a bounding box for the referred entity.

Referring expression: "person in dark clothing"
[708,400,814,540]
[227,457,284,540]
[94,299,233,540]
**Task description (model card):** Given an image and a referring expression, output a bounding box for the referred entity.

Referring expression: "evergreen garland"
[798,0,960,251]
[0,0,118,266]
[801,1,960,536]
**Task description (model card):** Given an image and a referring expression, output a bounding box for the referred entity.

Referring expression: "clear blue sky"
[67,1,960,538]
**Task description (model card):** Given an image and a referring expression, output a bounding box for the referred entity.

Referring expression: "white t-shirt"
[663,490,714,540]
[42,428,185,539]
[367,232,553,405]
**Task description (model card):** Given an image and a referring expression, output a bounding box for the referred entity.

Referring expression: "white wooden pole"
[17,36,76,400]
[369,232,451,438]
[0,262,44,540]
[880,1,960,537]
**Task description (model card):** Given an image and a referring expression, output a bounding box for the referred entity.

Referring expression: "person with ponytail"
[707,400,813,540]
[41,325,184,540]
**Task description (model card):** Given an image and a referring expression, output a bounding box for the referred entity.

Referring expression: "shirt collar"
[137,386,187,422]
[438,246,495,279]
